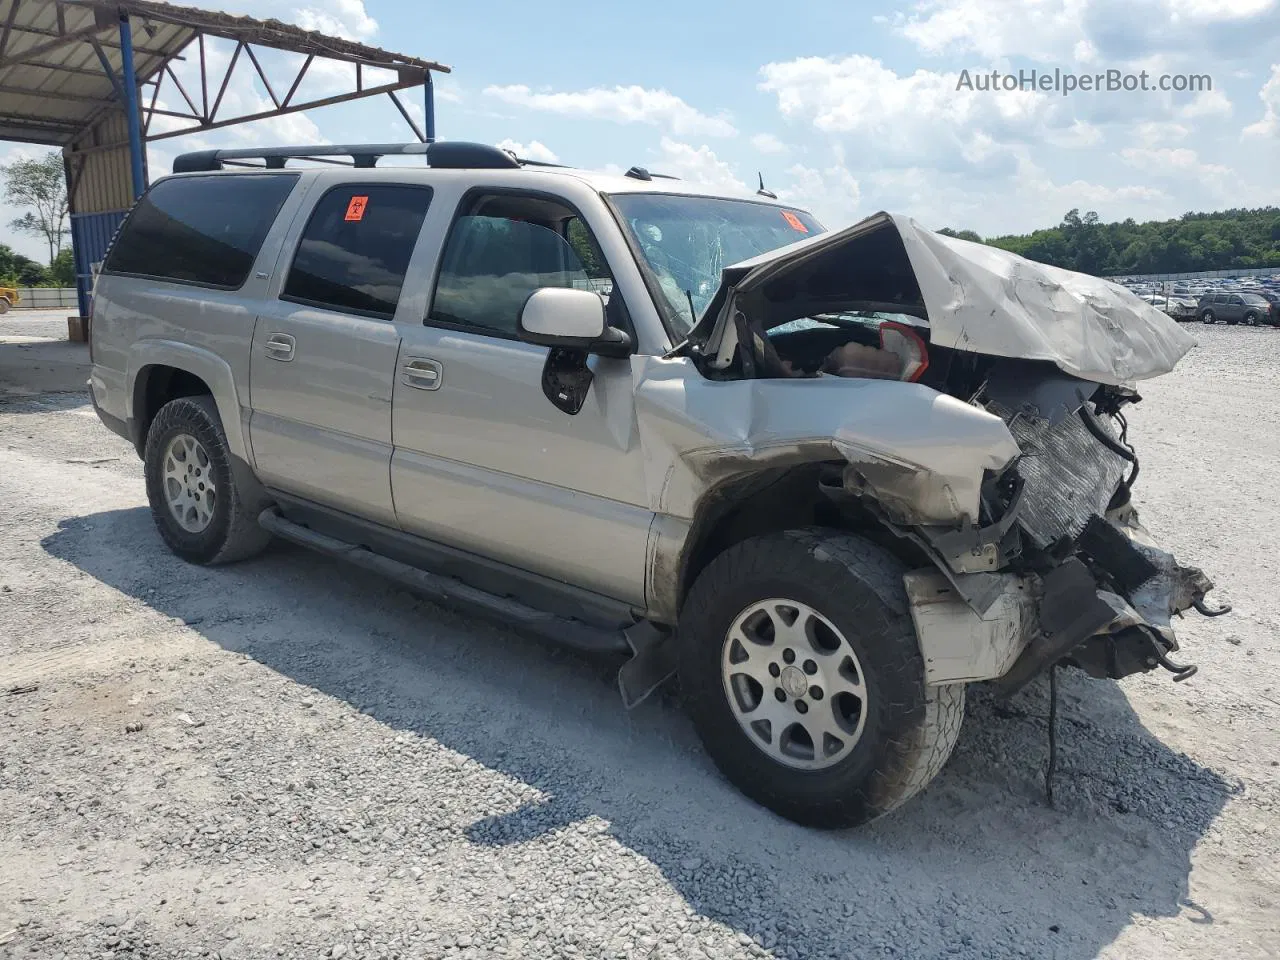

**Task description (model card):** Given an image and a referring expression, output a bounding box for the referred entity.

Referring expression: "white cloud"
[777,161,862,227]
[750,133,790,154]
[1132,120,1193,144]
[483,84,736,137]
[1118,146,1231,177]
[894,0,1280,62]
[758,54,1061,172]
[1044,120,1104,147]
[653,139,747,192]
[895,0,1091,60]
[1166,0,1273,18]
[495,139,559,163]
[290,0,379,39]
[434,79,464,104]
[1179,88,1233,117]
[1243,62,1280,136]
[856,160,1170,238]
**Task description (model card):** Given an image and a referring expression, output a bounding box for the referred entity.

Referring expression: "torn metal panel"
[630,354,1021,522]
[904,569,1036,685]
[689,211,1197,387]
[1104,508,1214,646]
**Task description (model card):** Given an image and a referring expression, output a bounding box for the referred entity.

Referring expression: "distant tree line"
[0,243,74,287]
[939,207,1280,276]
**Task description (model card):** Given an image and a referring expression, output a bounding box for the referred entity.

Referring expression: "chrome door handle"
[402,357,442,391]
[264,333,295,361]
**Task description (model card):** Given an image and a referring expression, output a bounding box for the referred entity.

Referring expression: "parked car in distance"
[1139,292,1197,321]
[87,141,1225,829]
[1257,291,1280,324]
[0,286,19,313]
[1198,291,1277,325]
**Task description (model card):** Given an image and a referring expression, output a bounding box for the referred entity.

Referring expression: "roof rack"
[172,141,521,173]
[624,166,680,182]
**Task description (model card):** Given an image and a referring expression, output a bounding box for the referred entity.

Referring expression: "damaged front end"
[836,370,1225,691]
[671,209,1226,691]
[956,369,1223,691]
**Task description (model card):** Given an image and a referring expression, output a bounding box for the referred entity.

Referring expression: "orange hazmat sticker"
[345,195,369,221]
[782,210,808,233]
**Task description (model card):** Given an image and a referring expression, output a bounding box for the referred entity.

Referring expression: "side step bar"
[257,509,677,706]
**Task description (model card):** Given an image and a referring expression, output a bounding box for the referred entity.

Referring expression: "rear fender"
[126,340,251,464]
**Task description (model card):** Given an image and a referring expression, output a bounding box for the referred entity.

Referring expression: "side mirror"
[517,287,632,358]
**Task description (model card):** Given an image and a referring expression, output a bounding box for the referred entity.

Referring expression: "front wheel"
[0,298,10,315]
[1200,310,1215,323]
[1244,312,1262,326]
[678,529,964,829]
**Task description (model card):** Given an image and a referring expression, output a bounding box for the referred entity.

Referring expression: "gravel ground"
[2,313,1278,960]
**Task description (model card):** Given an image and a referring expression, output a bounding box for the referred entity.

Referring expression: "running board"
[258,508,678,706]
[258,507,632,656]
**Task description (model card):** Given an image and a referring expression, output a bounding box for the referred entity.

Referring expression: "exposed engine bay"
[663,211,1225,691]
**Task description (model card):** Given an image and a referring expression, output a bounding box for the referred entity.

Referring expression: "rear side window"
[103,174,297,288]
[282,184,433,320]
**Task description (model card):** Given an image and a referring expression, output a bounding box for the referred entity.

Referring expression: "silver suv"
[89,141,1226,829]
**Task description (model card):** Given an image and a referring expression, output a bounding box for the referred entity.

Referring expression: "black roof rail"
[172,141,521,173]
[624,166,681,182]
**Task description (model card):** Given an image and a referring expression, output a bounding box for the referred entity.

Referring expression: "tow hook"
[1193,596,1232,618]
[1149,641,1198,682]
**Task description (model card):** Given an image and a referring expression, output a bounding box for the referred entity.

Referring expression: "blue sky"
[3,0,1279,262]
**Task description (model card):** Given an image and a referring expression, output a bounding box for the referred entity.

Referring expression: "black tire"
[678,529,964,829]
[1244,312,1262,326]
[0,297,10,314]
[1200,310,1215,323]
[143,395,271,565]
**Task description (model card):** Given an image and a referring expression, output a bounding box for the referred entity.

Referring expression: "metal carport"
[0,0,450,320]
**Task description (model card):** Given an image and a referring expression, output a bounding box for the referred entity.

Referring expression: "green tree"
[0,242,46,286]
[946,206,1280,276]
[938,227,983,242]
[2,152,69,264]
[49,247,76,286]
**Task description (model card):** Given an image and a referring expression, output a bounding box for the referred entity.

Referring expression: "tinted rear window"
[103,174,297,288]
[281,184,433,320]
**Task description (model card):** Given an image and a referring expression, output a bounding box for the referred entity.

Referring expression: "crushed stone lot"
[1,312,1278,960]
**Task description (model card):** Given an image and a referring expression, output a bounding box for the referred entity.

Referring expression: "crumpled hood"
[691,211,1197,386]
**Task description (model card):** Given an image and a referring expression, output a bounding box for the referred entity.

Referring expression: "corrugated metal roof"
[0,0,449,145]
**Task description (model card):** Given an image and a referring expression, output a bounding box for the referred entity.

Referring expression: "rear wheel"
[144,395,271,565]
[678,529,964,829]
[0,297,10,315]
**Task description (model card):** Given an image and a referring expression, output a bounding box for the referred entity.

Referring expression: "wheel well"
[677,463,908,610]
[133,365,212,452]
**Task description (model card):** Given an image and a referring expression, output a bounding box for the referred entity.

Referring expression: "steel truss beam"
[124,32,432,145]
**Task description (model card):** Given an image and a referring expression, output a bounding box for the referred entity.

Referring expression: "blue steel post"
[424,73,436,142]
[117,13,146,199]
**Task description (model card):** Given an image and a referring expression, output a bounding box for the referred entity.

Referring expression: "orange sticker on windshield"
[344,195,369,221]
[782,210,808,233]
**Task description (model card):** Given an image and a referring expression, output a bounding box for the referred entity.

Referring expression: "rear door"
[249,181,434,525]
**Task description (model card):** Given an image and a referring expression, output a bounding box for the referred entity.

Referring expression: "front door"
[249,182,435,526]
[390,191,652,606]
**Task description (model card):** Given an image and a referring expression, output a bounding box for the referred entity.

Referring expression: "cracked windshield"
[610,193,823,334]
